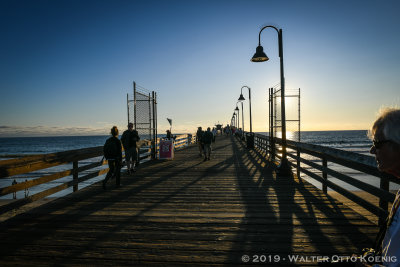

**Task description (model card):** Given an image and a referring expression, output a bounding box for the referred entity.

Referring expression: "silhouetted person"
[166,129,175,140]
[212,127,217,142]
[196,127,204,157]
[103,126,122,189]
[202,127,213,161]
[121,122,140,174]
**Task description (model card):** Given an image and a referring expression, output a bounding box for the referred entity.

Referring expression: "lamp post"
[251,25,291,176]
[235,106,240,132]
[238,85,254,148]
[241,101,244,135]
[238,86,253,133]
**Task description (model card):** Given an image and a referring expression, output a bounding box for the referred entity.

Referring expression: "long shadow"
[52,138,239,264]
[0,137,377,265]
[227,137,377,264]
[227,136,284,264]
[0,138,239,264]
[0,144,209,260]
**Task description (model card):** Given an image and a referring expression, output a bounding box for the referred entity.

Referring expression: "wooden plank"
[0,136,379,266]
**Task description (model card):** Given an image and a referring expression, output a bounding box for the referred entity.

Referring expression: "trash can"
[246,133,254,149]
[159,139,174,159]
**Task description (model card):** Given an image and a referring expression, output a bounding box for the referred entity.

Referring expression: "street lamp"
[238,86,253,133]
[238,85,254,148]
[251,25,291,176]
[235,105,240,132]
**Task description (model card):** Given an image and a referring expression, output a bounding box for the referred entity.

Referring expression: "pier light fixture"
[251,25,291,176]
[251,45,269,62]
[235,106,240,130]
[238,86,253,134]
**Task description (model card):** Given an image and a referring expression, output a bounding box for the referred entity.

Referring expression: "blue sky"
[1,0,399,137]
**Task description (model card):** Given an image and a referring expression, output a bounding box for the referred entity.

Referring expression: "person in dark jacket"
[202,127,214,161]
[166,130,175,140]
[196,127,204,157]
[103,126,122,189]
[121,123,140,174]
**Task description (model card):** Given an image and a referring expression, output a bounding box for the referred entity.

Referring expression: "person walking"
[212,127,217,143]
[121,122,140,174]
[202,127,214,161]
[196,127,204,157]
[103,126,122,189]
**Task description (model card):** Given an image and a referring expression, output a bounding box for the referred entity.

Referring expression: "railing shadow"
[227,137,376,264]
[0,145,209,260]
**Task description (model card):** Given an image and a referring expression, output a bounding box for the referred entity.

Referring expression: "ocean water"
[0,130,391,200]
[0,133,174,199]
[269,130,399,192]
[0,135,109,156]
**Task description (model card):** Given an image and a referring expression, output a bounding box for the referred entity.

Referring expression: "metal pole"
[127,93,130,125]
[278,29,290,174]
[268,87,271,154]
[298,88,301,142]
[257,26,290,175]
[241,101,244,134]
[151,91,155,159]
[237,108,240,131]
[155,92,158,158]
[148,92,151,140]
[133,81,137,130]
[249,87,252,133]
[270,87,275,161]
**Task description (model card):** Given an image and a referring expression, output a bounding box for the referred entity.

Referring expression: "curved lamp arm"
[258,25,282,58]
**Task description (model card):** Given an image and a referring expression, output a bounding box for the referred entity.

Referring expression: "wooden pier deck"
[0,136,378,266]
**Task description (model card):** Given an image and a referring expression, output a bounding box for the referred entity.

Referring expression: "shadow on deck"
[0,135,378,266]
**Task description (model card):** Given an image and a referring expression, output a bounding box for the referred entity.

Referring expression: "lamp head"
[251,45,269,62]
[238,93,245,101]
[235,106,239,111]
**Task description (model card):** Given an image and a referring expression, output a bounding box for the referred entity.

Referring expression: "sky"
[0,0,399,137]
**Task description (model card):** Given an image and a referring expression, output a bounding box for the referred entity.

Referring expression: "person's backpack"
[203,132,213,144]
[103,138,118,159]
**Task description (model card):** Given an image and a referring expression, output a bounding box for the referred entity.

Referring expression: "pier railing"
[251,133,398,225]
[0,134,195,215]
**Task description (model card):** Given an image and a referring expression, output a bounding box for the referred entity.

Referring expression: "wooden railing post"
[379,174,389,226]
[296,148,300,179]
[73,161,78,192]
[322,158,327,193]
[271,137,275,162]
[188,134,192,145]
[151,140,155,160]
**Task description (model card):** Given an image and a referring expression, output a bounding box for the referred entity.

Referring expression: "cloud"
[0,125,124,137]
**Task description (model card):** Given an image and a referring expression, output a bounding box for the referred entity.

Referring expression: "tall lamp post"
[238,85,253,133]
[238,85,254,148]
[251,25,291,175]
[235,106,240,132]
